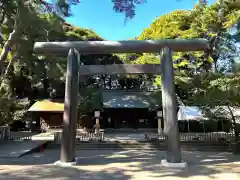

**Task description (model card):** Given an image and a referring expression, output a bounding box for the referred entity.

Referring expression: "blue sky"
[66,0,216,40]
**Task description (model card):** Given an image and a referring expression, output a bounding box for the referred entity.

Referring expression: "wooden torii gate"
[34,39,208,166]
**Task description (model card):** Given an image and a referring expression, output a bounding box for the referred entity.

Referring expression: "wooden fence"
[0,127,33,142]
[146,132,235,143]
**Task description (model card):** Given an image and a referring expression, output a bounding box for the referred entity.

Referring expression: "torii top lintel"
[34,39,208,55]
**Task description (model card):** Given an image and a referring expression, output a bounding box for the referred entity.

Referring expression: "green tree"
[0,0,146,74]
[137,2,239,73]
[186,74,240,139]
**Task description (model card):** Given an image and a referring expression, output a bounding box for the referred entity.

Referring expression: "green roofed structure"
[99,90,162,129]
[101,91,160,109]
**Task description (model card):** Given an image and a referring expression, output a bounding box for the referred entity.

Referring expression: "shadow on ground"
[0,165,131,180]
[0,149,240,179]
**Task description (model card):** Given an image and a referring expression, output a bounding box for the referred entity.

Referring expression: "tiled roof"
[101,91,160,109]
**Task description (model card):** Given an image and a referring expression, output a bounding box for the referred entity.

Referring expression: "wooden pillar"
[60,48,80,163]
[160,47,181,163]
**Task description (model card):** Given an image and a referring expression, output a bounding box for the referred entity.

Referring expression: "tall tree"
[137,2,239,73]
[0,0,146,74]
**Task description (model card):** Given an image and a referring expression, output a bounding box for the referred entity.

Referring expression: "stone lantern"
[157,110,163,134]
[94,110,101,134]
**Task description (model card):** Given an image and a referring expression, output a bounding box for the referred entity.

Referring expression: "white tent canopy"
[177,106,207,121]
[177,106,240,121]
[177,105,240,132]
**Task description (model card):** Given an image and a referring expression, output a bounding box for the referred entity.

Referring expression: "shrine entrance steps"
[48,137,232,152]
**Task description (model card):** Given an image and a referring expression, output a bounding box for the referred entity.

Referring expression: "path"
[0,149,239,179]
[0,140,46,158]
[0,132,147,158]
[0,132,52,158]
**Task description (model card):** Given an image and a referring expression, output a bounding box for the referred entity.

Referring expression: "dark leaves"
[112,0,146,20]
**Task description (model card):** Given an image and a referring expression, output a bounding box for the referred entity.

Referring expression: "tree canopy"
[131,1,240,134]
[0,0,239,127]
[0,0,135,125]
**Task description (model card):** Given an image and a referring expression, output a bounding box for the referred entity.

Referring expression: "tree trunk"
[108,76,112,89]
[227,105,238,141]
[0,53,17,91]
[0,28,19,74]
[102,75,107,88]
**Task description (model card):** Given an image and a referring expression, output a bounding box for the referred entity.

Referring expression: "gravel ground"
[0,149,240,180]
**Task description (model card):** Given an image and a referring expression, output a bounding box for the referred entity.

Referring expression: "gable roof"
[28,100,64,112]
